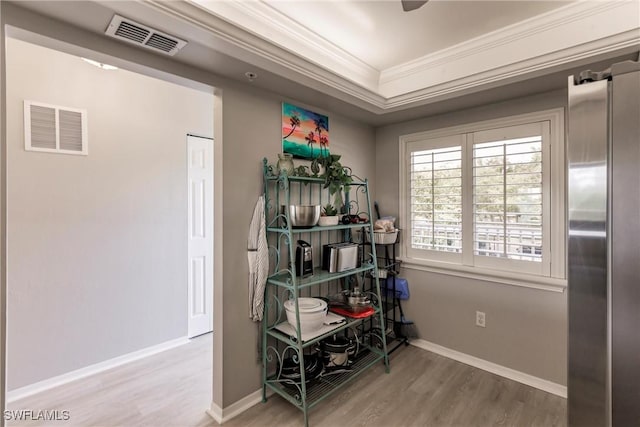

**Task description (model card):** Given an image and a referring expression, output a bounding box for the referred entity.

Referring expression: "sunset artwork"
[282,103,330,160]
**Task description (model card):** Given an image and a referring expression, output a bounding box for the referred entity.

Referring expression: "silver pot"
[347,294,370,306]
[283,205,321,228]
[347,287,370,311]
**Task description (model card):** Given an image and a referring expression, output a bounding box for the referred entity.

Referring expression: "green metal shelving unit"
[260,158,390,426]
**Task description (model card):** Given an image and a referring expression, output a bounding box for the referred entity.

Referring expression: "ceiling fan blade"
[401,0,429,12]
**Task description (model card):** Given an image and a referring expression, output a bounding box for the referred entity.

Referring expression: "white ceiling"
[256,1,570,70]
[6,0,640,125]
[190,0,639,102]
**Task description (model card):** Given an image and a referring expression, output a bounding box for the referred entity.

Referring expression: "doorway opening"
[4,34,217,424]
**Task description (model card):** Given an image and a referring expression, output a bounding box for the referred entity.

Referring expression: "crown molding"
[378,0,640,98]
[146,0,387,111]
[384,29,640,109]
[380,1,631,84]
[189,0,379,90]
[147,0,639,112]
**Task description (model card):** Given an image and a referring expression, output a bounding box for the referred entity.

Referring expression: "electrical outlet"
[476,311,486,328]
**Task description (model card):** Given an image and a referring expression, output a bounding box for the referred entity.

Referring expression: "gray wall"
[0,1,569,414]
[220,86,376,405]
[5,38,213,390]
[1,6,376,406]
[375,89,568,385]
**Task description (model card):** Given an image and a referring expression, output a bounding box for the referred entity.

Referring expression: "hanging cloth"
[248,195,269,322]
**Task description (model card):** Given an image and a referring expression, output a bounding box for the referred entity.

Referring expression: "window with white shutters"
[411,146,462,252]
[400,110,565,283]
[473,136,542,260]
[24,101,88,155]
[471,122,549,276]
[406,134,464,263]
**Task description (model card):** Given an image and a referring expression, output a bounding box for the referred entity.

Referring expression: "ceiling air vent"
[105,15,187,56]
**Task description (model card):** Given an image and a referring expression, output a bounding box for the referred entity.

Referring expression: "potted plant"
[311,154,353,212]
[318,203,339,226]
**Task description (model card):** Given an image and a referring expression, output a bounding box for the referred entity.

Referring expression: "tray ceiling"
[6,0,640,124]
[188,0,640,104]
[246,1,571,71]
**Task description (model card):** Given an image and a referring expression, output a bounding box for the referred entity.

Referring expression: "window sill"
[399,257,567,293]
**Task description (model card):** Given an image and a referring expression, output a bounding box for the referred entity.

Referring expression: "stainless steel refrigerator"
[567,59,640,427]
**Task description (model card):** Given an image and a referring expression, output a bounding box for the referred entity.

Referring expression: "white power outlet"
[476,311,486,328]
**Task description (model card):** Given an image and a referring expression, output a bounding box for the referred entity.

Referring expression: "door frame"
[0,13,225,425]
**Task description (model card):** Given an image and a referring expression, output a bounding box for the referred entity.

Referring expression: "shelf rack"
[260,158,389,426]
[360,234,410,354]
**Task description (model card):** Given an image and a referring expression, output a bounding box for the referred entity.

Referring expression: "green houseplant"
[321,203,338,216]
[311,154,353,211]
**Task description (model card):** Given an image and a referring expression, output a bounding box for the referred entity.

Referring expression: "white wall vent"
[105,15,187,56]
[24,101,88,156]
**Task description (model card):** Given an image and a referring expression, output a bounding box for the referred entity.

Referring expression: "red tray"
[329,306,375,319]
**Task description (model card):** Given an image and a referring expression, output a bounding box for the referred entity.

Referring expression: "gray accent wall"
[0,1,571,416]
[5,38,213,390]
[219,86,376,405]
[375,89,568,385]
[1,5,377,407]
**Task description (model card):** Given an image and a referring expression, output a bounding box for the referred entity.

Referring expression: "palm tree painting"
[282,102,330,160]
[304,131,317,157]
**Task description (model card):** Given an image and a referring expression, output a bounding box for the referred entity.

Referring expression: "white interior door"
[187,135,214,338]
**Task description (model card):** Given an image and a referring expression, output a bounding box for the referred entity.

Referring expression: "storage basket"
[371,229,399,245]
[353,228,400,245]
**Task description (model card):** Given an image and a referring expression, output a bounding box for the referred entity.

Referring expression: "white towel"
[248,196,269,322]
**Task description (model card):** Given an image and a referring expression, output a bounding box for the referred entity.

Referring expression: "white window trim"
[399,108,566,292]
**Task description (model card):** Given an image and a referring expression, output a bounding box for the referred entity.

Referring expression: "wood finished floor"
[7,334,566,427]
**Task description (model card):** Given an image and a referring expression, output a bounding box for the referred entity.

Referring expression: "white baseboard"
[207,405,224,424]
[7,336,190,403]
[207,388,273,424]
[410,339,567,398]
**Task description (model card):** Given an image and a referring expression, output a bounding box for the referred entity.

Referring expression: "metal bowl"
[347,295,370,306]
[285,205,321,228]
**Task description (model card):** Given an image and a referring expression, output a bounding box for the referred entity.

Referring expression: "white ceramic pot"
[284,298,328,332]
[317,216,339,227]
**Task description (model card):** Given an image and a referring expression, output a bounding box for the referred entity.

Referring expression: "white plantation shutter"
[473,137,542,260]
[401,114,561,280]
[407,134,464,263]
[24,101,88,155]
[471,122,548,275]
